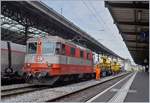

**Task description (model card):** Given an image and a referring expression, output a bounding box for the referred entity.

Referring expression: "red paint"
[37,38,42,55]
[65,45,70,56]
[50,64,94,76]
[75,47,80,58]
[35,38,43,63]
[24,63,94,76]
[24,63,48,73]
[90,51,93,61]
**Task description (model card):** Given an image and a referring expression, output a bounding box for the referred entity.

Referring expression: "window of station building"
[70,47,75,57]
[80,50,84,58]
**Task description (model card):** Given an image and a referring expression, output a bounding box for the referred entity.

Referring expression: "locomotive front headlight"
[38,42,41,45]
[27,63,31,67]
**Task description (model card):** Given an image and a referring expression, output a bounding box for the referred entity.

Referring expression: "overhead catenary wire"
[81,0,105,31]
[91,1,119,39]
[81,0,130,60]
[86,1,134,61]
[82,0,118,39]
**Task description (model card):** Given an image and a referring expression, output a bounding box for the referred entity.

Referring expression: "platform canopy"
[1,1,124,59]
[105,1,149,65]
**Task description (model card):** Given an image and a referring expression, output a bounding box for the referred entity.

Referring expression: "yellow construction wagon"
[111,61,121,74]
[99,56,112,77]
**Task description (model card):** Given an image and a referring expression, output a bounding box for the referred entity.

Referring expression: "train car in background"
[1,41,26,79]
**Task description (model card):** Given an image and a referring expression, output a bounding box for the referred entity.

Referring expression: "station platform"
[124,72,149,102]
[87,72,149,102]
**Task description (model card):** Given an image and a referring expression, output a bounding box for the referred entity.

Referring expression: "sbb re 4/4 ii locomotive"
[22,36,95,85]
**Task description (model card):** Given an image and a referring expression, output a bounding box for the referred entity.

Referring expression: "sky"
[42,0,134,64]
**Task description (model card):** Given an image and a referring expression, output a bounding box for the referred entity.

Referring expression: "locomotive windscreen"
[42,42,55,54]
[27,42,37,54]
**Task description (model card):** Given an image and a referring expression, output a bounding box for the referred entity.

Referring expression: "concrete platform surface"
[124,72,149,102]
[86,72,149,102]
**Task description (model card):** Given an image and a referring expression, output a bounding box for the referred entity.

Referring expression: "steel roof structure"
[105,1,149,65]
[1,1,123,59]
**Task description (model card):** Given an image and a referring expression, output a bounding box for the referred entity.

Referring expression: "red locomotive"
[22,36,95,85]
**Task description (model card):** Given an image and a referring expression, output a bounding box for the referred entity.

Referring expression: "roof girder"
[105,1,149,9]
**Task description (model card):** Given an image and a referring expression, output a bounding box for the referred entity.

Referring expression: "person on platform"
[95,64,101,80]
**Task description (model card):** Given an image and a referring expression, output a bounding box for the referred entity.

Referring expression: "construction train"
[98,56,121,77]
[1,36,122,85]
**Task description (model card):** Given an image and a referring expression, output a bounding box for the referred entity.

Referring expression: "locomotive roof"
[27,36,91,51]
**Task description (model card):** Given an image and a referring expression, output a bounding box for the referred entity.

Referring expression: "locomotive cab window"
[42,42,55,54]
[55,42,61,54]
[27,42,37,54]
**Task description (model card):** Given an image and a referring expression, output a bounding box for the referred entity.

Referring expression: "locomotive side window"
[42,42,55,54]
[27,42,37,54]
[80,50,84,58]
[55,42,66,55]
[61,44,66,55]
[70,47,75,57]
[87,52,90,60]
[55,42,61,54]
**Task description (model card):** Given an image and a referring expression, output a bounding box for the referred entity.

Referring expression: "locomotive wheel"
[91,73,95,79]
[86,73,92,79]
[72,74,80,82]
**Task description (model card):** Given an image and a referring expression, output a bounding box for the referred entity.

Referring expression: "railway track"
[1,72,130,102]
[1,84,49,98]
[1,83,35,91]
[1,78,91,98]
